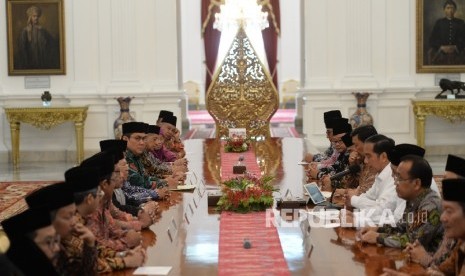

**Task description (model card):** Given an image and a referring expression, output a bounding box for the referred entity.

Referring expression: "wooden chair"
[281,79,300,108]
[183,81,200,110]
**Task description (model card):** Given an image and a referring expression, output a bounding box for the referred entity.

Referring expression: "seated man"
[438,179,465,275]
[386,143,441,222]
[81,152,142,252]
[142,125,186,186]
[65,166,146,273]
[2,208,60,276]
[401,154,465,275]
[122,122,168,195]
[100,139,161,207]
[361,155,443,253]
[345,134,397,224]
[307,118,352,188]
[25,181,97,275]
[304,110,342,163]
[158,115,185,159]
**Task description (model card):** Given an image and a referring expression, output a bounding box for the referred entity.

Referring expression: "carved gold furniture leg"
[4,107,89,167]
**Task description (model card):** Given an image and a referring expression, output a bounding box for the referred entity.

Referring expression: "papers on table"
[170,184,196,192]
[321,191,332,198]
[133,266,172,275]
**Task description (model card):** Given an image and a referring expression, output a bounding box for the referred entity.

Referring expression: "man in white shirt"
[345,134,397,226]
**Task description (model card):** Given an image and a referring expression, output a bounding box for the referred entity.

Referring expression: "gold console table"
[412,100,465,148]
[4,106,88,167]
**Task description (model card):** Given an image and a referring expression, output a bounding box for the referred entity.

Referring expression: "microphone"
[329,165,361,181]
[325,164,361,210]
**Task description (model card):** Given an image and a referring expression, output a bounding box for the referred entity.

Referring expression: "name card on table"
[228,128,247,138]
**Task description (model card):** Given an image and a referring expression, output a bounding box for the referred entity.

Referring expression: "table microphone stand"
[324,179,343,210]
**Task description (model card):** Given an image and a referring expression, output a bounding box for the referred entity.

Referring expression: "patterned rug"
[0,181,54,224]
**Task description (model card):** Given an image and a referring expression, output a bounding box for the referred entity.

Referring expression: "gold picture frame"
[417,0,465,73]
[6,0,65,75]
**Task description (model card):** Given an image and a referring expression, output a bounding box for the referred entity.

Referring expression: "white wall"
[1,0,463,164]
[0,0,185,163]
[299,0,465,151]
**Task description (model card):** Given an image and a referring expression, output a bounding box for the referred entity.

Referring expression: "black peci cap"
[80,151,115,180]
[442,178,465,202]
[147,125,161,135]
[163,116,177,127]
[324,110,342,128]
[445,154,465,177]
[2,207,52,239]
[122,122,148,135]
[25,182,75,212]
[388,144,425,166]
[158,110,173,120]
[65,166,100,193]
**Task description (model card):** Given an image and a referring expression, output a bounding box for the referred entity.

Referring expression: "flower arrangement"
[224,134,249,153]
[217,174,275,213]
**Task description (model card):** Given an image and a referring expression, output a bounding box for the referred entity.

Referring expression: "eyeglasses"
[332,140,344,145]
[93,189,105,198]
[36,234,61,250]
[393,175,414,183]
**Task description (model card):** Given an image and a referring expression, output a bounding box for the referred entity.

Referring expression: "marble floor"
[0,161,75,182]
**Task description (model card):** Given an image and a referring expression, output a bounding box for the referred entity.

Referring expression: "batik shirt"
[376,189,443,252]
[355,164,377,195]
[121,180,159,205]
[312,144,333,162]
[126,149,165,190]
[316,150,350,180]
[85,198,130,252]
[74,212,126,273]
[141,151,171,180]
[425,238,458,275]
[56,229,98,276]
[457,240,465,276]
[151,145,177,162]
[109,200,142,231]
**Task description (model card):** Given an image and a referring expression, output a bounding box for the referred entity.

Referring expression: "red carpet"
[184,127,300,140]
[218,211,290,276]
[0,181,54,224]
[188,109,296,125]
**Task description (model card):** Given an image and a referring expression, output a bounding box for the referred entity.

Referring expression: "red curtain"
[201,0,221,94]
[262,0,281,91]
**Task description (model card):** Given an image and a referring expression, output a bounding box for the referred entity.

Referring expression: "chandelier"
[213,0,269,32]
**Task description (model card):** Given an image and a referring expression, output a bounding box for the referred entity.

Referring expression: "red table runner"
[218,143,290,275]
[220,142,261,179]
[218,211,290,276]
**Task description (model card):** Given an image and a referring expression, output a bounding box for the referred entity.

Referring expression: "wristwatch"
[117,251,127,258]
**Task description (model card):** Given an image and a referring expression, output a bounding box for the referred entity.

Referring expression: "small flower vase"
[349,92,373,129]
[113,97,135,139]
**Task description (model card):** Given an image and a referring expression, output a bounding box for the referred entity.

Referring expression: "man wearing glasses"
[122,122,168,199]
[2,207,60,275]
[360,155,443,253]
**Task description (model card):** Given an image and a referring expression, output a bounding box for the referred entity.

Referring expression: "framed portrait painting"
[417,0,465,73]
[6,0,66,75]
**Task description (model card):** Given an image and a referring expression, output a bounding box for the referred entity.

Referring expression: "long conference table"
[113,138,425,276]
